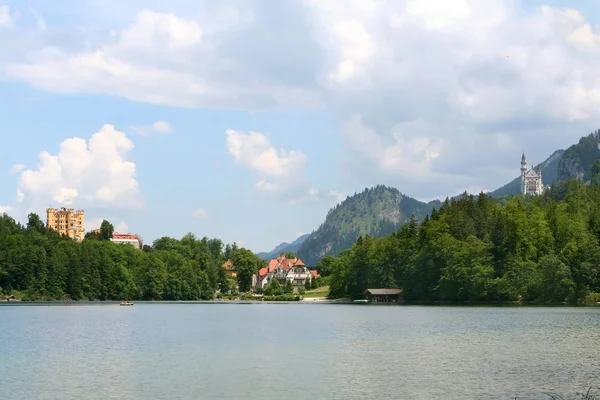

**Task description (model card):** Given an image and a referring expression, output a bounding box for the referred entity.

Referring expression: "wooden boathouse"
[363,288,403,303]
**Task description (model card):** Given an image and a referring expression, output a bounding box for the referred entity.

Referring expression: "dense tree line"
[325,169,600,303]
[0,215,262,301]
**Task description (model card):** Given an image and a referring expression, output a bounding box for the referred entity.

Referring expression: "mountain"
[557,129,600,182]
[488,129,600,198]
[296,185,441,266]
[291,129,600,266]
[487,149,564,197]
[256,233,310,260]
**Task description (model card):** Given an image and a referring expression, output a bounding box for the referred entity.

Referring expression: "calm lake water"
[1,303,599,399]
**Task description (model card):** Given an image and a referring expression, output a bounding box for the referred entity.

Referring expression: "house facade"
[110,233,142,249]
[222,260,237,277]
[252,255,314,290]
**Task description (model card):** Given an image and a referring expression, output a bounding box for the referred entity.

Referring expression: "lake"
[1,303,599,399]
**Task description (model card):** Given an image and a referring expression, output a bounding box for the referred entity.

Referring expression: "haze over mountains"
[256,234,310,261]
[258,129,600,266]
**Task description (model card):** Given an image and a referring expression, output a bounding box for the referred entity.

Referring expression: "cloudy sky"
[2,0,600,252]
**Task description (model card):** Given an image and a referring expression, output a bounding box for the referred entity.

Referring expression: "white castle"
[520,152,544,195]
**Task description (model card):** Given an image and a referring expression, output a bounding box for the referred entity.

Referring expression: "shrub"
[583,292,600,304]
[263,295,301,301]
[239,293,256,301]
[284,281,294,294]
[265,280,283,296]
[298,287,306,295]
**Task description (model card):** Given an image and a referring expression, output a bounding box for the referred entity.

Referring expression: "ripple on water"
[0,304,599,400]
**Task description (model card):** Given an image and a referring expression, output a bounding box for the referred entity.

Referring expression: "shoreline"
[1,298,599,306]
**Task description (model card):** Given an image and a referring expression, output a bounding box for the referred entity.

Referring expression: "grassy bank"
[302,286,329,298]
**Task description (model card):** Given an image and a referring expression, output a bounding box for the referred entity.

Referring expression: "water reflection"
[1,304,599,400]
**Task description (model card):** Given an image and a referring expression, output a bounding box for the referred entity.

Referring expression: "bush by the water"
[263,295,300,301]
[583,292,600,304]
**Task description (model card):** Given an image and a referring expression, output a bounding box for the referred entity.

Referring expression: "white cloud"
[130,120,174,136]
[305,0,600,196]
[114,221,129,233]
[341,115,443,180]
[0,5,15,29]
[192,208,209,218]
[86,218,104,231]
[329,190,347,204]
[27,6,46,31]
[3,8,321,110]
[288,188,347,206]
[0,205,12,215]
[6,2,600,198]
[86,218,128,234]
[15,124,143,210]
[9,164,26,174]
[225,129,308,193]
[225,129,343,204]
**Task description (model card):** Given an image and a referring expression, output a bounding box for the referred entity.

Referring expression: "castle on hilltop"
[520,153,544,196]
[46,207,85,242]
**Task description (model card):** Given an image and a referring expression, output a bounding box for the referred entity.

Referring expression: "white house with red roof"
[110,232,142,249]
[252,254,317,290]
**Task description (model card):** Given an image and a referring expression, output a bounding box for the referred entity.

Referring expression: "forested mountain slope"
[297,185,441,266]
[326,177,600,304]
[558,129,600,182]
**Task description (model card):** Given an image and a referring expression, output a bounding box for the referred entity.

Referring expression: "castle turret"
[521,153,527,195]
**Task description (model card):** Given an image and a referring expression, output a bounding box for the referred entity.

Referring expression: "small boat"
[120,301,133,306]
[353,299,368,303]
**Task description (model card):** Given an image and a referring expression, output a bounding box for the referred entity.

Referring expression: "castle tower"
[520,153,527,195]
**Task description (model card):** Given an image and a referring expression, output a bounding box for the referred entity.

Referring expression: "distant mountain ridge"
[263,129,600,266]
[296,185,441,266]
[256,233,310,260]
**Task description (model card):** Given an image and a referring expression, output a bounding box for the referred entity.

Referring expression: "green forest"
[298,185,440,266]
[322,167,600,304]
[0,215,263,301]
[6,160,600,303]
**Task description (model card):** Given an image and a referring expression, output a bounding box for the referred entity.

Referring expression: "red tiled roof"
[268,259,278,272]
[112,233,139,240]
[310,270,320,278]
[267,257,305,271]
[258,267,268,277]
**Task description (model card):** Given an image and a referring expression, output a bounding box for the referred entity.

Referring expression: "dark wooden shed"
[363,288,402,303]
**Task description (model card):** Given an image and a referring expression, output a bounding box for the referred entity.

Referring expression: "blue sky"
[2,0,600,253]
